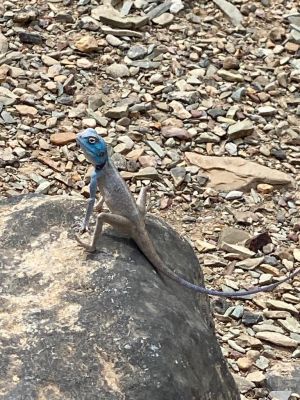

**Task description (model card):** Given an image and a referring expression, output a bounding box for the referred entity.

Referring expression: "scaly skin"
[75,129,300,298]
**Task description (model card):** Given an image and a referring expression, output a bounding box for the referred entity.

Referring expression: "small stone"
[169,101,191,119]
[135,167,159,180]
[233,374,255,394]
[256,183,273,194]
[19,32,44,44]
[225,191,244,200]
[82,118,96,128]
[161,126,190,140]
[152,13,174,26]
[0,32,8,55]
[74,35,98,52]
[227,120,254,140]
[88,94,104,111]
[106,63,130,78]
[266,300,298,314]
[127,45,148,60]
[77,58,93,69]
[247,371,265,384]
[15,105,38,117]
[106,34,123,47]
[50,132,76,145]
[217,69,244,82]
[258,106,277,116]
[231,87,246,101]
[170,166,186,187]
[35,181,51,194]
[41,55,58,66]
[223,56,240,70]
[195,240,216,253]
[237,357,252,371]
[269,391,292,400]
[256,332,298,348]
[105,105,128,119]
[271,148,286,161]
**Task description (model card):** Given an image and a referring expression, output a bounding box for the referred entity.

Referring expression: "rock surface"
[0,195,240,400]
[185,154,292,191]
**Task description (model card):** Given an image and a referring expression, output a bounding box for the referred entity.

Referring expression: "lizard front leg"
[75,213,131,252]
[94,196,104,213]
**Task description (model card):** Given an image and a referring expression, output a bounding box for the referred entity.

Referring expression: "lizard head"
[76,129,108,168]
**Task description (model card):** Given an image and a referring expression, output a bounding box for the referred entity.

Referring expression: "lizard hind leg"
[136,186,148,218]
[75,212,132,252]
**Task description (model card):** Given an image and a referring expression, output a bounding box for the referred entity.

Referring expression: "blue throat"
[95,160,107,171]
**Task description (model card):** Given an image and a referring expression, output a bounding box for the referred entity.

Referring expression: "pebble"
[255,332,298,348]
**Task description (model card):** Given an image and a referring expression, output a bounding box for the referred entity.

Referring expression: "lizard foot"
[74,234,96,253]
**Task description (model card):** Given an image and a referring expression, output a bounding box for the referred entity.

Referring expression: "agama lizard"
[75,129,300,298]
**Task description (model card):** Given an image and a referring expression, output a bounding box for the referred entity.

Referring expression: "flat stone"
[185,153,293,191]
[233,374,255,394]
[256,332,298,348]
[15,105,38,116]
[269,391,292,400]
[50,132,76,145]
[105,105,128,119]
[153,13,174,26]
[258,106,277,116]
[0,32,8,55]
[100,26,144,38]
[106,34,123,47]
[19,32,44,44]
[106,63,130,78]
[170,100,191,119]
[266,300,298,314]
[278,317,300,334]
[227,120,254,140]
[134,167,159,180]
[247,371,265,384]
[212,0,243,26]
[92,5,148,29]
[217,69,244,82]
[170,166,186,187]
[127,45,148,60]
[161,126,190,140]
[35,181,51,194]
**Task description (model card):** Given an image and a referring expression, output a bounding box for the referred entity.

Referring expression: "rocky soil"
[0,0,299,398]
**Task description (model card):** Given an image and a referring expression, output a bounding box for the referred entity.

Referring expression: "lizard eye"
[88,137,96,144]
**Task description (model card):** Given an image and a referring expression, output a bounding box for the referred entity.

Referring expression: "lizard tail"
[135,229,300,298]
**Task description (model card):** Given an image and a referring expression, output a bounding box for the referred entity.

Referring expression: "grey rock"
[269,391,292,400]
[271,148,286,161]
[100,26,144,38]
[267,367,300,394]
[1,110,16,124]
[242,311,263,326]
[208,108,226,119]
[0,32,8,55]
[225,191,244,200]
[196,132,220,144]
[106,34,123,47]
[147,2,172,20]
[127,45,148,60]
[227,120,254,140]
[0,195,241,400]
[88,94,105,111]
[230,305,244,319]
[212,0,243,26]
[170,166,186,187]
[146,140,165,158]
[231,87,246,101]
[106,63,130,78]
[105,105,129,119]
[19,31,44,45]
[153,13,174,26]
[129,60,160,69]
[92,5,148,29]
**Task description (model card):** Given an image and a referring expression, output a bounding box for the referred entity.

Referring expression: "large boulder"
[0,195,240,400]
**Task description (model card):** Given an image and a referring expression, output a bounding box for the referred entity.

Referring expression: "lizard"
[75,128,300,298]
